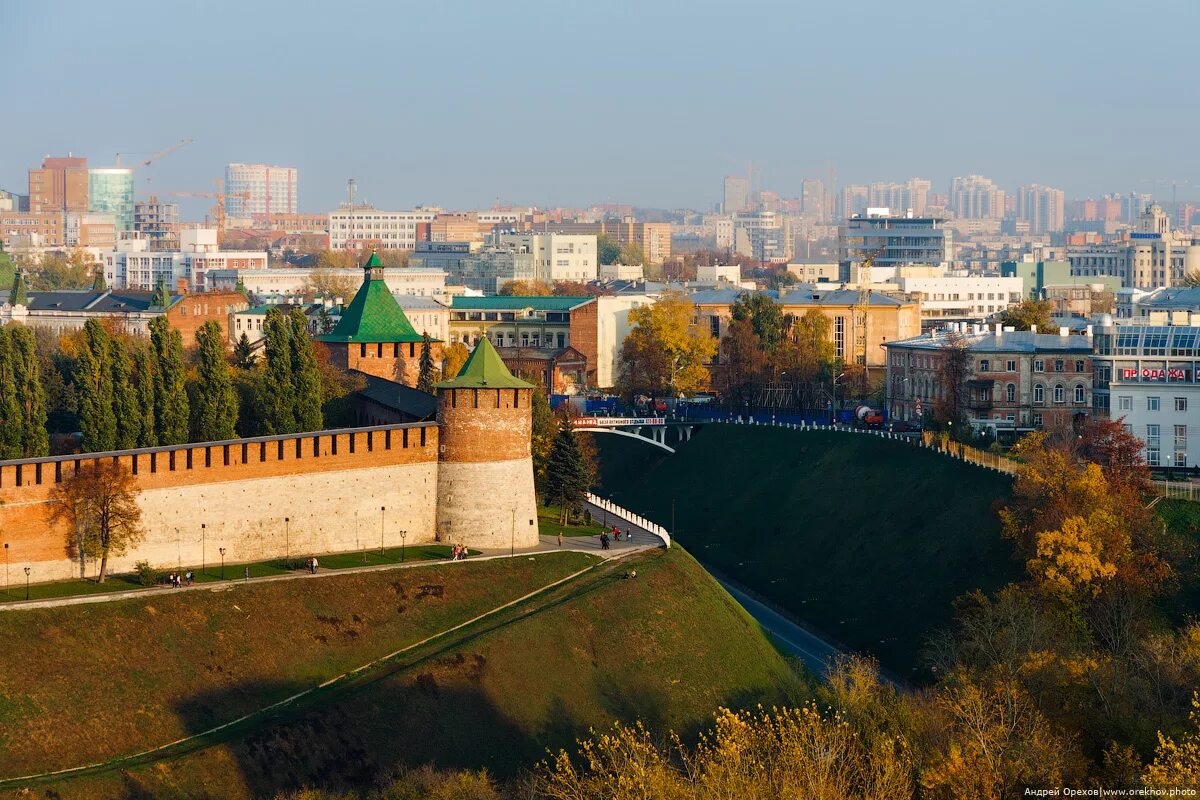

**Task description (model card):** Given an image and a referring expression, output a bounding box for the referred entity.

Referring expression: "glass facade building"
[88,169,134,232]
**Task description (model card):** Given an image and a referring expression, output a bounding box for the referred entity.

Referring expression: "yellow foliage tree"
[442,342,470,380]
[1029,515,1119,600]
[1144,693,1200,788]
[616,291,716,399]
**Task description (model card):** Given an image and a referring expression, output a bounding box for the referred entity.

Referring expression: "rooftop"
[351,370,437,420]
[1,288,176,313]
[888,329,1093,353]
[435,335,534,390]
[315,254,428,344]
[449,296,593,311]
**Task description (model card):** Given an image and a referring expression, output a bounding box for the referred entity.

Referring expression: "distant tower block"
[435,337,539,549]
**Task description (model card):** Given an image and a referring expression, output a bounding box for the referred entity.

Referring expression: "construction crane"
[161,179,250,242]
[114,138,193,169]
[851,245,887,374]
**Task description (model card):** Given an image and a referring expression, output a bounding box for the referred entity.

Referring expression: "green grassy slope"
[4,548,805,799]
[594,424,1021,677]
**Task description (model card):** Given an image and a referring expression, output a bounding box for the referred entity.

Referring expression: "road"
[715,577,844,676]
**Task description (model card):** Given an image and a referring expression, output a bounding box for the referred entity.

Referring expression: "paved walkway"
[716,578,844,676]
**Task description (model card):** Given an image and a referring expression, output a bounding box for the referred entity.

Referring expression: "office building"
[885,325,1093,433]
[838,211,950,282]
[103,229,268,292]
[1067,206,1200,289]
[1092,324,1200,466]
[892,275,1025,322]
[206,265,446,301]
[838,185,869,220]
[64,212,116,249]
[1018,184,1066,234]
[949,175,1006,220]
[28,156,88,213]
[225,163,298,218]
[0,190,28,212]
[133,197,181,250]
[328,205,437,251]
[0,211,64,248]
[732,211,791,263]
[537,220,670,264]
[497,232,597,283]
[88,168,134,231]
[723,175,751,214]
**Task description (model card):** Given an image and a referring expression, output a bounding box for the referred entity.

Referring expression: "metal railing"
[584,493,671,548]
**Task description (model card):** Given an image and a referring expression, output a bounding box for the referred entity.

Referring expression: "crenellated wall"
[0,424,440,583]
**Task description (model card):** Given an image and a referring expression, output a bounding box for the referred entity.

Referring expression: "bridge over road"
[573,416,700,452]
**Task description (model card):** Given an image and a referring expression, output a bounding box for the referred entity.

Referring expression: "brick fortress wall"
[436,387,539,549]
[0,423,439,583]
[326,340,445,387]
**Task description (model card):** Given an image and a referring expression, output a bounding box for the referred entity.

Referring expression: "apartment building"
[205,265,446,299]
[328,205,437,251]
[225,163,298,218]
[892,275,1024,322]
[0,211,64,248]
[885,325,1094,432]
[497,232,597,283]
[104,229,268,291]
[536,220,670,264]
[838,212,950,283]
[948,175,1006,220]
[28,156,88,213]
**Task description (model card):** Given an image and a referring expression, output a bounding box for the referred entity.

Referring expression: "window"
[978,359,990,372]
[1034,384,1044,404]
[1054,359,1064,372]
[1074,385,1085,404]
[1075,360,1085,372]
[1006,384,1016,402]
[1033,413,1043,427]
[1006,360,1017,372]
[1147,424,1161,467]
[1118,396,1132,411]
[1033,359,1044,372]
[1054,385,1065,404]
[1176,397,1188,412]
[1175,425,1187,467]
[1148,396,1160,412]
[834,316,846,359]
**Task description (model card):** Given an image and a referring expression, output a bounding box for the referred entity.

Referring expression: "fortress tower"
[434,337,539,549]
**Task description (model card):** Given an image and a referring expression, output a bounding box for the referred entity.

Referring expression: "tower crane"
[114,138,193,169]
[161,179,250,242]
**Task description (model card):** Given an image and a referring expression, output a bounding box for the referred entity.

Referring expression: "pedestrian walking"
[244,566,250,581]
[185,571,194,586]
[309,557,318,574]
[557,531,563,547]
[600,531,610,551]
[626,528,633,544]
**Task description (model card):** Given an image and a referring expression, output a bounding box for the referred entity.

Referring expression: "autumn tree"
[51,460,144,583]
[731,292,786,351]
[616,291,716,400]
[499,279,553,296]
[619,241,647,266]
[417,333,435,394]
[149,316,189,445]
[443,342,470,380]
[774,309,838,381]
[934,333,970,431]
[191,321,239,441]
[28,250,93,290]
[998,299,1053,332]
[1144,692,1200,788]
[713,317,766,410]
[303,267,359,301]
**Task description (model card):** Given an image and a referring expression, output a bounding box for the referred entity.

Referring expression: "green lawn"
[537,504,604,538]
[595,423,1021,678]
[0,545,475,605]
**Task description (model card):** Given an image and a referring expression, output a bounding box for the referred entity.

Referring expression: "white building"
[496,232,597,282]
[696,264,741,284]
[225,163,297,217]
[892,275,1025,321]
[205,266,446,300]
[103,229,268,292]
[599,263,644,281]
[328,206,437,251]
[594,294,656,388]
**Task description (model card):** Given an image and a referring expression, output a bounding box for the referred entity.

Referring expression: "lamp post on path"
[24,567,30,601]
[219,547,226,580]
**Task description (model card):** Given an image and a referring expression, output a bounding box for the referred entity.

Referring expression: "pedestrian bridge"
[573,416,698,453]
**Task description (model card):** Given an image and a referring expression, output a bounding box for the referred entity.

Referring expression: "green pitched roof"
[315,276,424,344]
[435,336,534,389]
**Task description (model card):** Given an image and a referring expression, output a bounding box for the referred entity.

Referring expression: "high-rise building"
[225,163,298,218]
[28,156,89,214]
[88,168,135,232]
[949,175,1006,220]
[838,211,950,282]
[801,178,826,222]
[1017,184,1065,234]
[723,175,751,214]
[133,196,181,250]
[838,185,869,220]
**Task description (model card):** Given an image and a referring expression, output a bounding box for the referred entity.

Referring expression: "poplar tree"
[10,325,48,457]
[0,327,22,458]
[192,320,239,441]
[77,319,117,452]
[233,332,255,370]
[417,332,435,394]
[545,416,588,524]
[149,316,189,445]
[132,344,157,448]
[288,308,324,432]
[110,336,141,450]
[259,308,296,434]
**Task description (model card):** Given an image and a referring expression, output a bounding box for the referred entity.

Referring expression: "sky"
[2,0,1199,214]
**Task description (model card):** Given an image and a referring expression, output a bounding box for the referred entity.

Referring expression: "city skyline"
[4,0,1200,213]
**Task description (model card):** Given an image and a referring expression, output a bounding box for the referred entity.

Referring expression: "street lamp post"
[400,530,407,562]
[284,517,290,566]
[23,567,30,601]
[511,507,516,559]
[3,542,8,598]
[219,547,226,580]
[201,523,206,578]
[380,506,386,556]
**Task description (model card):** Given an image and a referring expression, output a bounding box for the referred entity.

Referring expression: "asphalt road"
[716,578,844,676]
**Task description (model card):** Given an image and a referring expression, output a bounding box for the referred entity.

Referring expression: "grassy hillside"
[3,547,805,799]
[594,424,1021,677]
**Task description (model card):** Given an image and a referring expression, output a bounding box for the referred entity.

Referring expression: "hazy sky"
[3,0,1198,214]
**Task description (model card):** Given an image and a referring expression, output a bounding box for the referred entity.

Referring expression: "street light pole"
[201,523,206,578]
[380,506,386,556]
[24,567,30,601]
[219,547,226,580]
[284,517,290,565]
[400,530,407,563]
[511,507,515,559]
[3,543,8,598]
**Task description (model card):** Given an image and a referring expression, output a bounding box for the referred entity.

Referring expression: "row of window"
[1115,396,1188,412]
[449,332,567,349]
[1141,423,1189,467]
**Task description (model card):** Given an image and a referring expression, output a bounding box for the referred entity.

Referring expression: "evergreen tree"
[9,270,28,306]
[91,269,106,292]
[192,320,239,441]
[288,308,324,431]
[531,388,555,493]
[544,415,588,524]
[77,319,117,452]
[110,336,141,450]
[417,332,435,394]
[132,343,157,448]
[149,316,189,445]
[233,331,255,369]
[259,308,297,434]
[0,327,22,458]
[10,325,48,457]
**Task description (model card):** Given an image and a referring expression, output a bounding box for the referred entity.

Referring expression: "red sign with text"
[1120,368,1192,381]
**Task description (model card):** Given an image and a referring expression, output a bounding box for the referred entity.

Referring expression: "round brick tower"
[435,337,539,550]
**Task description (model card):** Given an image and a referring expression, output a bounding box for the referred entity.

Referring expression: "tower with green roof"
[434,336,539,549]
[316,250,442,388]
